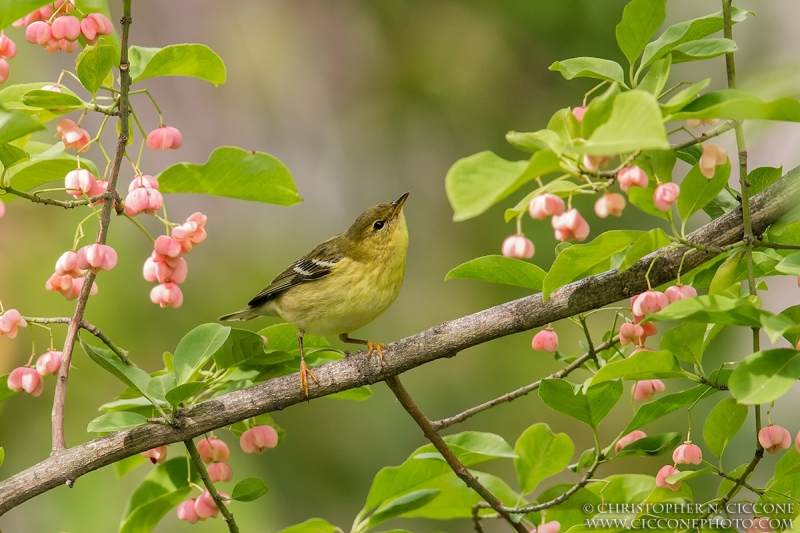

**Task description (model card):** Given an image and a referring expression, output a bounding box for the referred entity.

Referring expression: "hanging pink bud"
[64,276,98,301]
[36,350,63,376]
[124,187,163,216]
[172,213,208,252]
[687,118,719,128]
[56,119,90,151]
[42,84,62,92]
[25,21,51,45]
[571,106,587,122]
[143,255,188,284]
[759,425,791,454]
[76,243,118,273]
[699,143,728,179]
[240,425,280,454]
[64,169,96,199]
[535,521,561,533]
[207,462,233,483]
[795,430,800,453]
[196,437,230,463]
[617,165,648,191]
[0,59,9,85]
[0,309,27,338]
[672,443,703,465]
[46,273,73,298]
[55,250,82,277]
[0,200,5,218]
[551,209,590,242]
[0,33,15,60]
[655,465,681,491]
[501,234,534,259]
[80,13,114,45]
[531,329,558,353]
[128,174,159,192]
[51,15,81,41]
[632,380,665,402]
[619,322,645,346]
[665,284,697,303]
[177,499,200,524]
[146,125,182,151]
[594,193,626,218]
[653,183,680,212]
[8,367,44,396]
[632,290,668,317]
[528,193,565,219]
[582,154,610,172]
[615,430,647,453]
[194,491,219,520]
[150,283,184,308]
[154,235,183,258]
[141,445,168,464]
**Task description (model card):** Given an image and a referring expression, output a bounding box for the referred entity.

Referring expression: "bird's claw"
[366,341,387,362]
[299,360,319,398]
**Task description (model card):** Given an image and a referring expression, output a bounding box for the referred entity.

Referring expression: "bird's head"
[342,192,409,259]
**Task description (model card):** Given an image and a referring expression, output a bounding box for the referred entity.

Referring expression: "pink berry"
[535,521,561,533]
[64,169,96,199]
[124,187,163,216]
[80,13,114,45]
[64,276,98,301]
[177,499,200,524]
[76,243,118,273]
[699,143,727,179]
[615,430,647,453]
[531,329,558,353]
[128,174,159,192]
[594,193,626,218]
[194,491,219,520]
[172,213,208,252]
[141,445,168,464]
[654,183,680,212]
[0,309,27,338]
[146,125,182,151]
[501,235,534,259]
[619,322,644,346]
[687,118,719,128]
[154,235,183,258]
[207,462,233,483]
[582,154,610,172]
[50,15,81,41]
[655,465,681,491]
[42,84,62,92]
[632,380,665,402]
[56,119,90,151]
[196,438,230,463]
[55,251,82,278]
[617,165,648,191]
[0,201,5,219]
[759,425,791,454]
[664,284,697,304]
[528,193,565,219]
[571,106,587,122]
[0,59,9,84]
[7,367,43,396]
[143,255,188,284]
[150,283,184,308]
[551,209,590,242]
[240,425,279,454]
[25,21,51,45]
[0,32,16,60]
[36,350,63,376]
[747,517,772,533]
[672,443,703,465]
[632,290,669,317]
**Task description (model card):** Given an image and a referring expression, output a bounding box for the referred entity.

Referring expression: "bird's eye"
[373,220,385,231]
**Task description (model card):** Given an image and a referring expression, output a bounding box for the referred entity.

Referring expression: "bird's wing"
[246,239,345,308]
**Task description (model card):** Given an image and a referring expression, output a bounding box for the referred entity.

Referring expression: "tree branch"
[1,165,799,515]
[184,439,240,533]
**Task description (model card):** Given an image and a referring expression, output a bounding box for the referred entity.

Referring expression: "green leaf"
[277,519,343,533]
[615,432,683,458]
[729,348,800,405]
[20,90,84,111]
[547,108,581,143]
[549,57,626,85]
[213,327,265,369]
[114,454,147,478]
[537,485,601,530]
[3,142,99,201]
[645,295,763,327]
[129,44,226,85]
[506,129,563,155]
[703,398,747,457]
[577,91,670,155]
[665,467,712,484]
[328,386,374,401]
[615,0,667,65]
[0,83,85,122]
[173,323,231,384]
[539,379,622,428]
[718,463,749,499]
[543,230,643,299]
[765,448,800,502]
[662,79,711,114]
[637,56,671,96]
[414,432,517,465]
[703,188,739,220]
[514,423,574,494]
[0,374,14,403]
[77,44,116,94]
[81,339,154,401]
[446,151,558,221]
[591,350,685,385]
[623,385,716,434]
[587,474,655,503]
[709,250,745,296]
[582,83,621,139]
[145,374,177,402]
[660,322,706,365]
[365,489,440,529]
[0,109,45,144]
[87,412,148,433]
[0,142,27,168]
[119,457,196,533]
[775,253,800,276]
[119,488,191,533]
[164,381,207,407]
[640,8,750,69]
[677,159,732,221]
[0,0,51,30]
[618,229,671,272]
[627,183,669,221]
[158,146,300,206]
[231,477,268,502]
[445,255,545,290]
[670,38,738,63]
[0,447,4,468]
[671,90,800,122]
[748,166,782,196]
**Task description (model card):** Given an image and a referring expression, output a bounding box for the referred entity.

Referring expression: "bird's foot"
[366,341,387,362]
[299,360,319,398]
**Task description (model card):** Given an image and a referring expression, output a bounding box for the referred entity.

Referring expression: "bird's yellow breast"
[274,228,408,335]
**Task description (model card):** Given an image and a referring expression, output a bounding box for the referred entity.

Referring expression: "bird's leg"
[297,331,318,397]
[339,333,387,362]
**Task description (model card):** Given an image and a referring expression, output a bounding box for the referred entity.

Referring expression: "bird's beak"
[391,192,409,219]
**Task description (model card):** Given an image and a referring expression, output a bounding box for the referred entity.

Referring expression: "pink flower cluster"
[22,0,113,55]
[56,119,91,152]
[0,32,17,84]
[45,246,112,300]
[143,213,207,308]
[125,174,163,216]
[146,125,182,151]
[6,349,64,398]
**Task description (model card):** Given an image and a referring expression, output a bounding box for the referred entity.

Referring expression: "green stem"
[184,439,240,533]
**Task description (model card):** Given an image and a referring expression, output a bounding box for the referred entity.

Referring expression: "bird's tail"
[218,308,261,322]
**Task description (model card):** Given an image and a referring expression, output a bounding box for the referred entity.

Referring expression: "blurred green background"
[2,1,800,531]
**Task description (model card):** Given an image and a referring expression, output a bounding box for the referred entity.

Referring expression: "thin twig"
[671,122,735,151]
[432,340,614,430]
[756,241,800,250]
[0,186,106,208]
[385,376,528,533]
[23,317,129,364]
[51,0,133,454]
[184,439,240,533]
